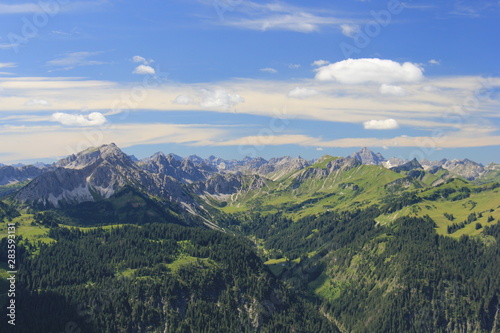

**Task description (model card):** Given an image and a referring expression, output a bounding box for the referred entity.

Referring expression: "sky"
[0,0,499,165]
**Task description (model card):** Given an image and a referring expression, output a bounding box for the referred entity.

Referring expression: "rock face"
[139,152,214,184]
[390,158,424,173]
[0,165,45,185]
[442,159,484,181]
[349,147,386,165]
[16,144,169,208]
[11,144,495,215]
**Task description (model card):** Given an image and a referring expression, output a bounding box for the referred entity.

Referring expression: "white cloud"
[51,112,107,127]
[311,60,330,67]
[428,59,441,65]
[132,56,147,63]
[0,3,45,14]
[422,85,440,92]
[379,84,406,96]
[288,87,319,99]
[133,64,156,75]
[173,95,195,105]
[47,51,106,70]
[25,99,51,106]
[363,119,400,130]
[172,89,245,111]
[200,89,244,110]
[260,67,278,73]
[132,55,153,65]
[211,1,347,33]
[0,63,16,68]
[0,44,18,49]
[316,147,324,151]
[0,1,108,14]
[315,58,424,84]
[340,24,360,37]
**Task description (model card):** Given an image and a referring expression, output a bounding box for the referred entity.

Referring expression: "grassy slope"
[219,164,407,219]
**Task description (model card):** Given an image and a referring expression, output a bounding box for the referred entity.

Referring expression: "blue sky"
[0,0,499,164]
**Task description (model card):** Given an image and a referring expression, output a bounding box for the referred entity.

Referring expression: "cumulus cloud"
[132,55,153,65]
[51,112,107,127]
[260,67,278,73]
[288,87,319,98]
[311,60,330,67]
[315,58,424,84]
[200,89,244,110]
[340,24,360,37]
[363,119,400,130]
[379,84,406,96]
[133,64,156,75]
[25,99,51,106]
[173,89,244,111]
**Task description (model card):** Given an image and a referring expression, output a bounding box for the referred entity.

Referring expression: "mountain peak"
[349,147,386,165]
[57,143,131,169]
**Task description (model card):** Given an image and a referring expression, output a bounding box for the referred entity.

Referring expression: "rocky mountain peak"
[349,147,386,165]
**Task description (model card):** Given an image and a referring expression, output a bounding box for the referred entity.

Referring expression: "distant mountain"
[382,157,407,168]
[16,144,195,209]
[390,158,423,173]
[139,152,214,184]
[8,143,499,222]
[349,147,386,165]
[442,158,484,181]
[0,165,45,186]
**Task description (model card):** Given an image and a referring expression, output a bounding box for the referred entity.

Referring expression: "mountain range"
[1,143,500,332]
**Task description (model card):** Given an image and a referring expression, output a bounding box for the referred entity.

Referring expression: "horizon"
[0,1,499,165]
[1,143,497,167]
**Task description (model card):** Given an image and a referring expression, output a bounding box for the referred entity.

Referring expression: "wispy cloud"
[311,60,329,67]
[0,44,18,49]
[173,88,244,111]
[288,87,318,99]
[0,62,16,68]
[0,3,45,14]
[0,1,109,15]
[340,24,360,37]
[25,99,51,106]
[46,51,107,71]
[260,67,278,74]
[379,84,406,96]
[204,0,352,33]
